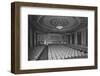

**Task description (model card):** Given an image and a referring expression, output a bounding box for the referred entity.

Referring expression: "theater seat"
[48,44,87,60]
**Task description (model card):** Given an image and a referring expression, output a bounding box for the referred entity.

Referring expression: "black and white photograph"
[28,15,88,61]
[11,2,97,74]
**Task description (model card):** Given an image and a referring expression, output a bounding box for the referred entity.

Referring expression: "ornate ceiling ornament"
[35,15,87,32]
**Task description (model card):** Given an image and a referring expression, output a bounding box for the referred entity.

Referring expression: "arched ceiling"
[29,15,88,33]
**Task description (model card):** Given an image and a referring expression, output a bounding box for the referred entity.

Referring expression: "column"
[75,32,78,45]
[70,34,72,44]
[29,28,33,48]
[83,31,86,46]
[84,30,87,46]
[72,33,75,44]
[34,32,36,46]
[67,35,70,44]
[36,32,37,45]
[81,31,84,46]
[65,34,68,44]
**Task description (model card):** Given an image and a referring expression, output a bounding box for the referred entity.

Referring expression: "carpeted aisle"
[37,46,48,60]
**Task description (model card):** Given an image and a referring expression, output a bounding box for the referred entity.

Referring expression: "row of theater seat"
[48,45,87,60]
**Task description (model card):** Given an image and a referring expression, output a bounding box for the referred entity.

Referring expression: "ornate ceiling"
[29,15,88,33]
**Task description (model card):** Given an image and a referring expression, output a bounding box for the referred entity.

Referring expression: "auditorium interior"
[28,15,88,61]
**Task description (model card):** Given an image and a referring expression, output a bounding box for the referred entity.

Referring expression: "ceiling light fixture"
[56,26,63,29]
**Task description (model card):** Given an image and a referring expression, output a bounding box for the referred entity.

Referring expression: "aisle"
[37,46,48,60]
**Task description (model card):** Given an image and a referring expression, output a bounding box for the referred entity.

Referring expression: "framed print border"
[11,2,98,74]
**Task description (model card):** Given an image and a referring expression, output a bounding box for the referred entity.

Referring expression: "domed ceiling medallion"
[36,15,86,32]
